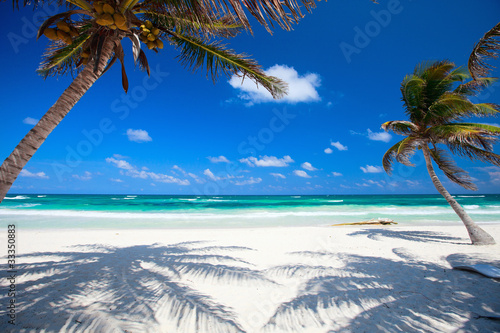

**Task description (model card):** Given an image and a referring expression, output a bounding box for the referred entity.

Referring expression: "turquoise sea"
[0,194,499,229]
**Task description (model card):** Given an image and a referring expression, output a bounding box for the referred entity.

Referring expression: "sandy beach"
[1,224,499,332]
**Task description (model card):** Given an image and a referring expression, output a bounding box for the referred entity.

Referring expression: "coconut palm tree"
[0,0,320,202]
[382,60,500,245]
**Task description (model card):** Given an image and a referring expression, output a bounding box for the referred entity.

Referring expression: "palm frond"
[167,30,287,98]
[428,123,499,151]
[36,10,90,40]
[447,141,500,167]
[381,120,418,136]
[395,136,419,167]
[400,74,425,121]
[382,138,418,174]
[426,93,478,123]
[429,147,477,190]
[468,22,500,79]
[37,33,91,77]
[454,77,497,96]
[66,0,92,11]
[144,11,243,39]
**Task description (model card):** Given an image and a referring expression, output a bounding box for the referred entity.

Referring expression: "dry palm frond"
[469,22,500,79]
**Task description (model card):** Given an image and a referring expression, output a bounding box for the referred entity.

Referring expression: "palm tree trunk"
[422,145,495,245]
[0,38,118,203]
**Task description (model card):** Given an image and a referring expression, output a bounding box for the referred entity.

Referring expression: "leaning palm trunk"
[0,38,118,203]
[422,145,495,245]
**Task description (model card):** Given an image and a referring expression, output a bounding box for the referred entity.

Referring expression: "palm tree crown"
[382,60,500,190]
[32,0,320,95]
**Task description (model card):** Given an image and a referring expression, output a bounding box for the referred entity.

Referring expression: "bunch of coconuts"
[43,21,79,44]
[139,20,164,50]
[94,3,128,30]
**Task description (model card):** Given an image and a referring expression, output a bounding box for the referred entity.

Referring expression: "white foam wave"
[464,205,480,209]
[178,198,197,201]
[457,195,485,198]
[327,200,344,203]
[37,195,47,198]
[5,195,29,200]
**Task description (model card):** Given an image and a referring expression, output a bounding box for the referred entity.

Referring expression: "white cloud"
[229,65,321,105]
[113,154,128,159]
[331,141,348,151]
[270,173,286,179]
[294,170,311,178]
[360,165,384,173]
[324,148,333,154]
[233,177,262,186]
[332,172,343,177]
[207,156,230,163]
[301,162,317,171]
[110,178,124,183]
[106,157,189,185]
[203,169,218,181]
[351,129,392,143]
[106,157,134,170]
[20,169,49,179]
[239,155,294,167]
[73,171,92,181]
[23,117,38,125]
[367,129,392,143]
[126,129,152,143]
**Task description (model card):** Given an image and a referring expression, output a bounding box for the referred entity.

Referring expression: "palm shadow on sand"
[347,228,467,244]
[263,250,500,333]
[0,241,273,333]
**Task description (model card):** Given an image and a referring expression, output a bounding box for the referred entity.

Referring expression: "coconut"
[102,4,115,15]
[145,20,153,29]
[147,41,155,49]
[56,21,71,33]
[96,13,114,26]
[57,30,72,44]
[152,28,160,36]
[43,28,58,41]
[155,39,164,49]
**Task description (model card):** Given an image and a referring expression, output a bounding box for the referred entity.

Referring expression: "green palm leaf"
[167,30,287,98]
[381,120,418,136]
[429,147,477,190]
[454,77,497,96]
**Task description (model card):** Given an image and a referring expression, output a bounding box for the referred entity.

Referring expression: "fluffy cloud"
[110,178,124,183]
[351,129,391,143]
[239,155,294,167]
[126,129,152,143]
[331,141,348,151]
[229,65,320,105]
[270,173,286,179]
[294,170,311,178]
[367,129,392,143]
[324,148,333,154]
[23,117,38,125]
[360,165,384,173]
[203,169,219,181]
[20,169,49,179]
[332,172,343,177]
[73,171,92,181]
[106,157,189,185]
[233,177,262,186]
[301,162,317,171]
[207,156,230,163]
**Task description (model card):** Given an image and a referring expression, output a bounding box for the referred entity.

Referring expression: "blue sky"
[1,0,500,195]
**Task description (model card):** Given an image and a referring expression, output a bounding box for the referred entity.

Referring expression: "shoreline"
[1,225,499,332]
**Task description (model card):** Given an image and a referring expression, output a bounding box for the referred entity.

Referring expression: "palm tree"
[0,0,320,202]
[382,60,500,245]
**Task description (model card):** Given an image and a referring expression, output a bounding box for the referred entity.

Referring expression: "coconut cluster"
[140,20,164,50]
[43,21,79,44]
[94,3,128,31]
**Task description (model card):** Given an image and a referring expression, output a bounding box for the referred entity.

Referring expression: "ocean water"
[0,194,499,229]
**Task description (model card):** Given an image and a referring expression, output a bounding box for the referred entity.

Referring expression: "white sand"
[1,225,500,332]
